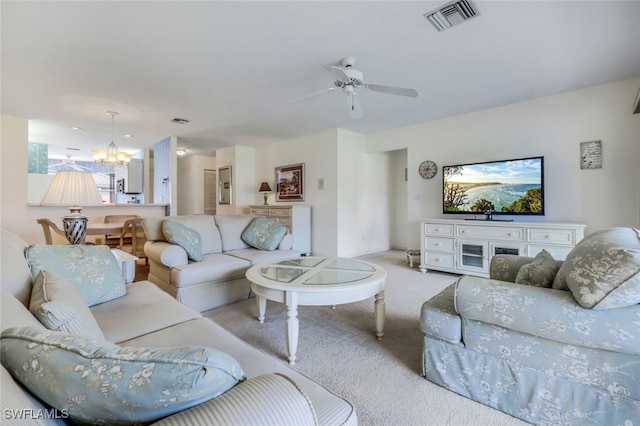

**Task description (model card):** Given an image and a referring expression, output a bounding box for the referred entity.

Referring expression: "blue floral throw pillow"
[556,227,640,309]
[25,244,125,307]
[515,249,560,288]
[1,326,245,425]
[163,220,203,262]
[241,217,288,251]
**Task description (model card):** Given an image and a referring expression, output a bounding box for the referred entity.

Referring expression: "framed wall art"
[580,140,602,170]
[275,163,304,201]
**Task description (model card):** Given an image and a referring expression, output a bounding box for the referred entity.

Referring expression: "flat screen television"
[442,156,544,216]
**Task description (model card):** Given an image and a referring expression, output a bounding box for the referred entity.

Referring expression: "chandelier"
[92,111,131,167]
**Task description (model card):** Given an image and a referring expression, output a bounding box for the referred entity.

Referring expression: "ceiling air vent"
[172,118,190,124]
[424,0,478,32]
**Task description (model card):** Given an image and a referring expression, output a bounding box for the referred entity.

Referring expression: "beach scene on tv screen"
[444,158,543,214]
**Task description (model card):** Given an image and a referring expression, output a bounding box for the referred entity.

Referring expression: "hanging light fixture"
[92,111,131,167]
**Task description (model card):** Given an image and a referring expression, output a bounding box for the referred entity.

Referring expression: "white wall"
[233,146,256,212]
[255,129,339,256]
[27,173,53,204]
[251,128,394,257]
[367,77,640,250]
[177,155,216,215]
[336,129,392,257]
[215,145,256,215]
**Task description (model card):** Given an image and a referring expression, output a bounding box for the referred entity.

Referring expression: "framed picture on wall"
[275,163,304,201]
[580,140,602,170]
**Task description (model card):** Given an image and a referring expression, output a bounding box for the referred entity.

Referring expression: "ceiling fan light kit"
[291,56,419,119]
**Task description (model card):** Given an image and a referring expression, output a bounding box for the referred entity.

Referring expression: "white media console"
[419,218,586,277]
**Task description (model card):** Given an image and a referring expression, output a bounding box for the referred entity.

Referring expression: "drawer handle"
[435,258,440,262]
[434,228,439,232]
[434,242,440,246]
[461,230,466,234]
[545,234,551,239]
[508,232,513,236]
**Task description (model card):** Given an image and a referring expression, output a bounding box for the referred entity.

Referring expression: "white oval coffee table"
[246,256,387,365]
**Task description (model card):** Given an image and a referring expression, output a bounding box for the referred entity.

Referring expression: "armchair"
[420,227,640,425]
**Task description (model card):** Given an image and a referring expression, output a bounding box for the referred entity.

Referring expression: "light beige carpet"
[204,250,528,426]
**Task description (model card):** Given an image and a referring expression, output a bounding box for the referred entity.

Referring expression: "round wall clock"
[418,160,437,179]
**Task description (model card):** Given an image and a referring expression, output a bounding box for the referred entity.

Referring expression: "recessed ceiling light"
[70,126,82,130]
[177,148,187,156]
[172,118,190,124]
[123,134,134,138]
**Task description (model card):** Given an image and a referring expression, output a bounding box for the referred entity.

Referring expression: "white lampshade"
[40,171,103,245]
[41,171,103,208]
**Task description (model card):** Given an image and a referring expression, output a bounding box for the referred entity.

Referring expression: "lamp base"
[263,194,269,206]
[62,216,88,245]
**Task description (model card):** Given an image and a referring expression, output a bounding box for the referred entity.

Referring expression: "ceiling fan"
[290,56,419,119]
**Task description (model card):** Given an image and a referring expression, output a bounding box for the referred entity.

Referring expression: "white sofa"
[143,214,302,312]
[0,229,357,425]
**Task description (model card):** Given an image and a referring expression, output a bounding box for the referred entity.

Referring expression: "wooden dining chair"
[118,218,147,264]
[36,218,67,244]
[104,214,140,247]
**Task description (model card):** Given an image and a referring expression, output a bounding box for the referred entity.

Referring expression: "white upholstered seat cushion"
[90,280,201,343]
[154,373,318,426]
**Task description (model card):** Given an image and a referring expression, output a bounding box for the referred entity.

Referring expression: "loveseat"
[420,227,640,425]
[143,214,302,312]
[0,229,356,425]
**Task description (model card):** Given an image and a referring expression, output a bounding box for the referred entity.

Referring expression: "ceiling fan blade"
[289,87,336,104]
[328,65,350,80]
[365,83,419,98]
[346,92,363,119]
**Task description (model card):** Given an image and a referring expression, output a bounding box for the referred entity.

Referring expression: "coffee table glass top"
[256,257,377,286]
[277,258,325,268]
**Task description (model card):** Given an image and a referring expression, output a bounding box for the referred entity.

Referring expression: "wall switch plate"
[318,178,324,190]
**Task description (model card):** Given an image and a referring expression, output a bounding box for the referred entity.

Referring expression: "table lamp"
[40,171,104,244]
[258,182,272,205]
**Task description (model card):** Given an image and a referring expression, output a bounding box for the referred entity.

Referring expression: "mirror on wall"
[218,166,232,205]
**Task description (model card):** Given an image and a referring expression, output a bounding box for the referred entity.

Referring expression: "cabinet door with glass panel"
[456,240,489,275]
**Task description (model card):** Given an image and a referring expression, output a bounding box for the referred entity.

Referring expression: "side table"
[111,249,138,284]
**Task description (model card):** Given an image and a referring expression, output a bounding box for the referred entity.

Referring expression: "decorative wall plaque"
[580,140,602,169]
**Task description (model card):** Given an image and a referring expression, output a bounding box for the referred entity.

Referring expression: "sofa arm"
[455,275,640,355]
[144,241,189,268]
[278,233,294,250]
[153,373,318,426]
[489,254,535,282]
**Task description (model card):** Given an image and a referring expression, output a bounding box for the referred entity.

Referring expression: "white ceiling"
[2,1,639,160]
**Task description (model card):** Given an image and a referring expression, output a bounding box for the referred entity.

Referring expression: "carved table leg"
[285,292,299,365]
[256,294,266,324]
[375,290,385,340]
